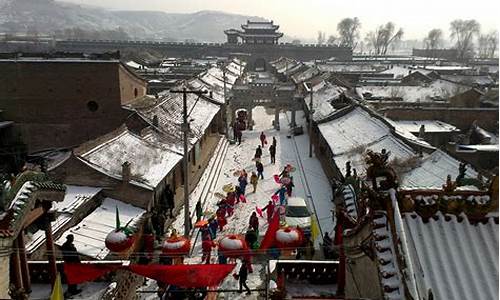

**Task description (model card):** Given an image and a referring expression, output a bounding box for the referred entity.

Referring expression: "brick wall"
[0,60,146,152]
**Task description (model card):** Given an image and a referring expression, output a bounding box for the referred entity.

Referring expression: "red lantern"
[105,230,135,253]
[218,234,249,258]
[275,227,304,249]
[162,236,191,256]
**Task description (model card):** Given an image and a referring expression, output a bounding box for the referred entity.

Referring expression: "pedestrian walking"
[262,200,275,223]
[274,185,288,205]
[323,232,333,259]
[249,211,259,233]
[260,132,267,147]
[269,144,276,164]
[286,176,295,197]
[238,174,248,195]
[238,260,251,294]
[256,161,264,180]
[208,217,218,240]
[195,200,203,222]
[162,184,175,218]
[245,228,258,249]
[235,127,242,145]
[272,136,277,147]
[279,166,289,179]
[254,145,262,160]
[225,192,236,216]
[250,172,258,193]
[216,205,227,231]
[61,234,82,296]
[201,238,216,264]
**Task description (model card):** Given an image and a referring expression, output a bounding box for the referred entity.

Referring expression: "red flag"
[64,263,121,285]
[128,264,236,288]
[259,212,280,250]
[256,206,263,218]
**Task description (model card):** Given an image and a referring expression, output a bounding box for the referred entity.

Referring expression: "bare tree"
[327,35,338,45]
[450,19,480,60]
[337,17,361,49]
[487,31,498,58]
[478,31,499,58]
[366,22,404,55]
[317,31,326,45]
[424,29,443,50]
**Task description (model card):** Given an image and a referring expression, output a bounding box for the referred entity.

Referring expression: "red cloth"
[202,240,215,252]
[256,206,263,218]
[128,264,236,288]
[64,263,121,285]
[259,212,280,250]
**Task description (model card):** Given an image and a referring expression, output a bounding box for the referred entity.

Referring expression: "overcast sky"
[65,0,499,40]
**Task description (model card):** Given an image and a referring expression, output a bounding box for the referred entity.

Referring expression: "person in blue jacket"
[274,185,287,205]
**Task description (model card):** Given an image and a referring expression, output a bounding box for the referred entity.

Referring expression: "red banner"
[128,264,236,288]
[64,263,121,285]
[259,212,280,250]
[63,263,236,288]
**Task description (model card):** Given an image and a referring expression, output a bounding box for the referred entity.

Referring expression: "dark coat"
[61,241,80,263]
[239,263,248,281]
[256,162,264,172]
[269,144,276,156]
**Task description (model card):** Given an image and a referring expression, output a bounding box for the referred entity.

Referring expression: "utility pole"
[308,82,314,158]
[170,87,208,237]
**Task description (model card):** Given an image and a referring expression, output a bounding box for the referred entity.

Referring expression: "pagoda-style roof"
[238,32,284,39]
[224,29,241,35]
[241,20,279,31]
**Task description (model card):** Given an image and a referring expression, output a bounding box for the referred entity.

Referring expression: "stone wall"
[55,40,353,62]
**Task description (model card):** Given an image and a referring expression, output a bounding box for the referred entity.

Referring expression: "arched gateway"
[229,76,300,131]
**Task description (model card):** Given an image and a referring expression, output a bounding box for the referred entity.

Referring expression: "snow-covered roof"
[56,197,145,260]
[318,107,391,155]
[456,144,499,152]
[400,149,478,189]
[291,66,320,84]
[125,90,221,151]
[305,81,346,121]
[360,79,470,102]
[441,75,495,86]
[125,61,146,70]
[25,185,102,254]
[391,120,459,133]
[402,212,498,300]
[317,63,378,73]
[78,129,183,190]
[372,212,404,299]
[333,135,416,176]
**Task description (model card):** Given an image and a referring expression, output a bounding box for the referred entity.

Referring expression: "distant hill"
[0,0,269,42]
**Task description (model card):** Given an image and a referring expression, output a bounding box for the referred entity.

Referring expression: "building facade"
[225,20,283,45]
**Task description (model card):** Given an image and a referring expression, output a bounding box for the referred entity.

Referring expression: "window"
[87,101,99,112]
[286,206,311,218]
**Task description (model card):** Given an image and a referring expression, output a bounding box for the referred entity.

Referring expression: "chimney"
[122,161,131,183]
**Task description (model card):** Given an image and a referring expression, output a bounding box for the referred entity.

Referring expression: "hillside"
[0,0,268,42]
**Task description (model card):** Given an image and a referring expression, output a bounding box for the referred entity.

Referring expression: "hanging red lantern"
[275,226,304,249]
[105,206,135,253]
[162,236,191,256]
[105,229,135,253]
[218,234,249,258]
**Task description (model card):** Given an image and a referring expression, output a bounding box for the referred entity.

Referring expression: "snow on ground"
[141,106,334,299]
